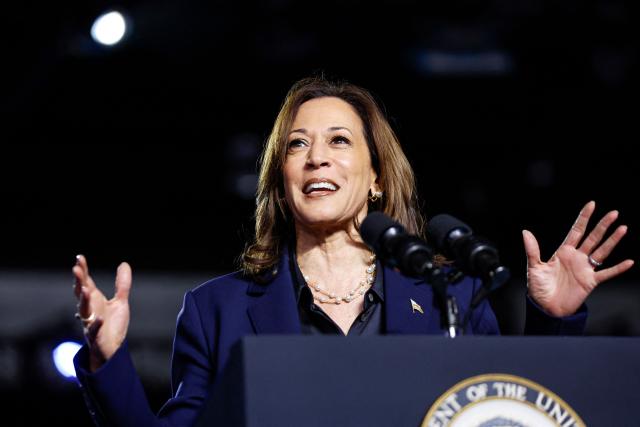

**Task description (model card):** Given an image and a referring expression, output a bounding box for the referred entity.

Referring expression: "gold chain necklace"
[300,254,376,305]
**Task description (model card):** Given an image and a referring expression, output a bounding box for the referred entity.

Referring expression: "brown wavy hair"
[241,76,425,277]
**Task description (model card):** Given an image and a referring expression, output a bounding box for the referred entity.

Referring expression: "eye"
[330,135,351,145]
[287,139,307,149]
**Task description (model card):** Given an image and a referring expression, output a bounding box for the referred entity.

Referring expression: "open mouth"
[303,178,340,195]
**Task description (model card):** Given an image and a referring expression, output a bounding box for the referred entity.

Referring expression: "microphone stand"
[394,233,461,338]
[424,267,461,338]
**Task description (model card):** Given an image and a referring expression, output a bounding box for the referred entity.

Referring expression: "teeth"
[305,182,337,193]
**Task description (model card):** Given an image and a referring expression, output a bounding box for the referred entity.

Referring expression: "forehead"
[292,97,363,130]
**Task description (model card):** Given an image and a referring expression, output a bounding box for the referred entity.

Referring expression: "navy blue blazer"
[74,248,587,427]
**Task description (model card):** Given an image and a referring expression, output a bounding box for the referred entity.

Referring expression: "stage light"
[415,50,513,76]
[52,341,82,379]
[91,11,127,46]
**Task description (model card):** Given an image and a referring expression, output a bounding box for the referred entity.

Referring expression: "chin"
[290,198,366,231]
[295,211,361,231]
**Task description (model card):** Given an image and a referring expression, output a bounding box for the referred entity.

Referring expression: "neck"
[294,221,373,294]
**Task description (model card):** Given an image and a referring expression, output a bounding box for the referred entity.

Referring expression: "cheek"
[281,169,302,211]
[282,163,297,191]
[351,161,375,190]
[282,180,296,208]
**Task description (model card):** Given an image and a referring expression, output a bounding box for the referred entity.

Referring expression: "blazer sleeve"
[467,293,501,336]
[523,295,588,335]
[73,290,213,427]
[464,279,587,336]
[467,300,500,335]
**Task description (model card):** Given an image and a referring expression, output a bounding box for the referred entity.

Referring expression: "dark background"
[1,0,638,425]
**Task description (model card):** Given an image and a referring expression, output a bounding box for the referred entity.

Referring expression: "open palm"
[73,255,132,371]
[523,201,634,317]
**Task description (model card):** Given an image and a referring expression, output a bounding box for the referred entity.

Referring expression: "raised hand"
[73,255,132,372]
[522,201,634,317]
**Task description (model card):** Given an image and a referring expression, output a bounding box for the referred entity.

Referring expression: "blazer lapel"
[384,266,442,334]
[246,247,302,335]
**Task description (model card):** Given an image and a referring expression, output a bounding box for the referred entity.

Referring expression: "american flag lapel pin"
[410,298,424,314]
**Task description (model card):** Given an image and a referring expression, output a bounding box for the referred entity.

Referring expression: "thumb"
[114,262,132,301]
[522,230,541,267]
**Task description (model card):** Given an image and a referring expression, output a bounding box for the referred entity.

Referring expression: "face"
[283,96,378,231]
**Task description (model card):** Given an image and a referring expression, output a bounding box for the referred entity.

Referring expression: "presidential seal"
[421,374,585,427]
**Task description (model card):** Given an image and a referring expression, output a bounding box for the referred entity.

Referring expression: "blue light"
[52,341,83,379]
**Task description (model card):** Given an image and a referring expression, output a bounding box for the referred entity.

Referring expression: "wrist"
[88,349,107,372]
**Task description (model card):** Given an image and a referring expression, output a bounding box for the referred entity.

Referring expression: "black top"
[290,248,385,335]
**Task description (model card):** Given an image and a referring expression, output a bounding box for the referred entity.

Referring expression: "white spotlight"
[91,11,127,46]
[52,341,82,379]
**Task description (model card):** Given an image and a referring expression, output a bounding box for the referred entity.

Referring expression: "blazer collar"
[246,246,302,335]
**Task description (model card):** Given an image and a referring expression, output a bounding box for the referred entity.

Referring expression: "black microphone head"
[426,214,473,252]
[362,211,436,276]
[360,211,403,252]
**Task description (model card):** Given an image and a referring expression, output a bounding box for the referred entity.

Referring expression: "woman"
[72,77,633,426]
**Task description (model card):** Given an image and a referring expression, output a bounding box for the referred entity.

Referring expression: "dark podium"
[195,336,640,426]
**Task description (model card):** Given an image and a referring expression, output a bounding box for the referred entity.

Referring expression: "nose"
[306,142,330,168]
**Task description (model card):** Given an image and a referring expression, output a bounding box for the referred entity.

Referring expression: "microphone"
[426,214,510,292]
[360,212,438,278]
[361,212,460,336]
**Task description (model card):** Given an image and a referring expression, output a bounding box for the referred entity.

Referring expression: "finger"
[74,255,98,291]
[73,264,83,299]
[562,201,596,247]
[114,262,132,301]
[595,259,635,283]
[578,210,619,254]
[78,285,93,319]
[84,316,104,344]
[589,225,628,263]
[76,254,90,275]
[73,265,98,301]
[522,230,541,266]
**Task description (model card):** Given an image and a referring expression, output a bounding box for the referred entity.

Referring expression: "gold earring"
[368,190,383,203]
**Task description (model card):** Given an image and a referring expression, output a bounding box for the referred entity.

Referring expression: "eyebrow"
[289,127,354,136]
